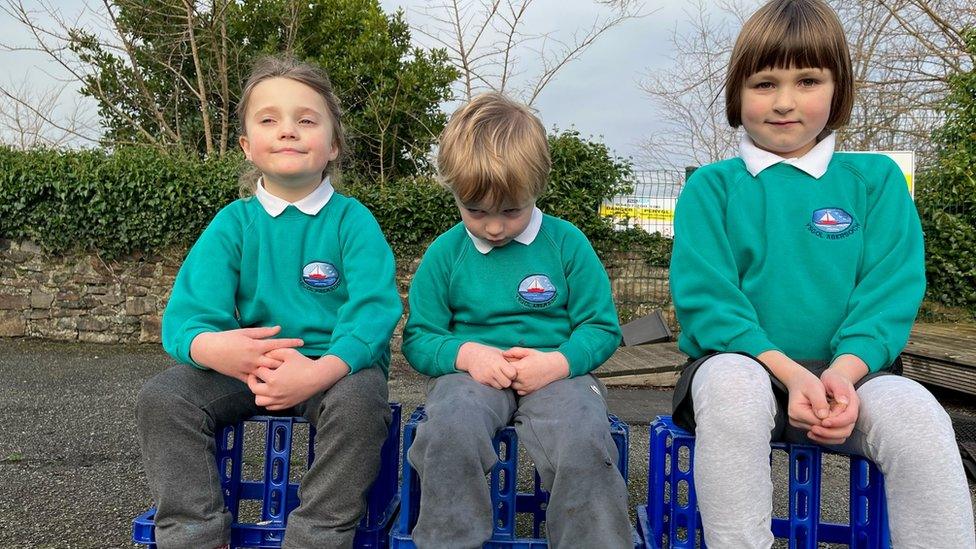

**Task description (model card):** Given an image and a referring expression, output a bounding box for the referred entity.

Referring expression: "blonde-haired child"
[402,92,632,548]
[136,55,402,549]
[669,1,976,546]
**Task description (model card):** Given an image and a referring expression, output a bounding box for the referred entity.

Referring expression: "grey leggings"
[690,353,975,549]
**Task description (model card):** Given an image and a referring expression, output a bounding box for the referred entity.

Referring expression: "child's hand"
[456,342,518,389]
[190,326,304,382]
[812,367,861,445]
[246,349,349,411]
[781,365,831,434]
[502,347,570,396]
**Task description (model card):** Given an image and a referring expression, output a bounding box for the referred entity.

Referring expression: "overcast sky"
[1,0,711,167]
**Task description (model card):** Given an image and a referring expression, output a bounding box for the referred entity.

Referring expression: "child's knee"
[556,423,617,472]
[691,353,776,433]
[421,409,491,447]
[315,399,390,447]
[861,377,954,451]
[135,376,178,422]
[410,409,500,474]
[693,354,771,403]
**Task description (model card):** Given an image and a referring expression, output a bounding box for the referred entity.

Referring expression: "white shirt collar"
[466,206,543,254]
[739,132,835,179]
[254,176,334,217]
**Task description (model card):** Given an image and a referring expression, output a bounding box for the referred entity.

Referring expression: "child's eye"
[260,118,275,124]
[300,119,316,125]
[503,209,522,217]
[466,209,486,218]
[799,78,820,87]
[754,81,774,89]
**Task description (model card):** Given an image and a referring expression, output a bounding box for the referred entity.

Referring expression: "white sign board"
[852,151,915,199]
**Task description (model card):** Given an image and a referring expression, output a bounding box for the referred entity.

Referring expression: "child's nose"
[773,90,795,113]
[278,122,298,139]
[485,220,504,236]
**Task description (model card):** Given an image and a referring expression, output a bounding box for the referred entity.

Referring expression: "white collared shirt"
[466,206,544,254]
[254,176,335,217]
[739,132,836,179]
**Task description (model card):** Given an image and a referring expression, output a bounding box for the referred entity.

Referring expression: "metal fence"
[601,169,685,324]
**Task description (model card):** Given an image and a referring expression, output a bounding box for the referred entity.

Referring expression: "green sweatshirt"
[670,153,925,373]
[162,193,402,375]
[402,215,622,378]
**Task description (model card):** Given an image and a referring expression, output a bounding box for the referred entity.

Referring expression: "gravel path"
[0,339,972,548]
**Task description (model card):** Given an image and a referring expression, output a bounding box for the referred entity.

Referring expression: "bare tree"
[0,0,240,154]
[837,0,974,160]
[412,0,647,105]
[638,0,975,170]
[637,0,744,171]
[0,77,99,149]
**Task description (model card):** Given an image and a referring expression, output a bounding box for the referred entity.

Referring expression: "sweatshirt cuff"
[181,329,212,370]
[431,338,465,377]
[328,336,373,374]
[727,330,778,358]
[557,341,593,378]
[834,337,889,373]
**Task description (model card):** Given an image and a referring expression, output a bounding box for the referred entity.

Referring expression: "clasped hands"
[782,356,865,446]
[456,342,569,396]
[190,326,348,411]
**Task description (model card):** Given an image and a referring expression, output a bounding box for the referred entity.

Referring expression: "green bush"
[339,175,456,257]
[0,130,672,267]
[542,128,633,244]
[542,129,673,263]
[0,147,241,258]
[915,29,976,313]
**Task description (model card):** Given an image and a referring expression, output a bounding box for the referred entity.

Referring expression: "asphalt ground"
[0,339,973,548]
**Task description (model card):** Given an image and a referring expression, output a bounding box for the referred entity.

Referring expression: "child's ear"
[239,135,251,160]
[328,139,339,162]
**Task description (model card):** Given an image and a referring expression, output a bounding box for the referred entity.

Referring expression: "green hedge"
[914,29,976,314]
[0,147,241,258]
[340,176,457,256]
[0,129,665,260]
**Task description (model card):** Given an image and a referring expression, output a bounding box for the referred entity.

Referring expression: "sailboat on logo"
[518,275,556,304]
[307,264,329,280]
[302,261,339,289]
[817,211,839,225]
[811,208,852,234]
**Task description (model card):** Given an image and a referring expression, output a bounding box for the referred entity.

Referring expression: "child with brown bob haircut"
[669,0,975,546]
[401,92,632,548]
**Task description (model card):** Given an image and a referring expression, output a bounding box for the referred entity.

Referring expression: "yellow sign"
[599,204,674,222]
[600,196,678,236]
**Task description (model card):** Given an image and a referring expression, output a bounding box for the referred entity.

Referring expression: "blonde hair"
[236,55,347,195]
[725,0,853,130]
[437,92,551,209]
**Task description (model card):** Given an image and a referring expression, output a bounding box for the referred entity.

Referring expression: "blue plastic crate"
[390,406,640,548]
[637,415,890,549]
[133,402,401,549]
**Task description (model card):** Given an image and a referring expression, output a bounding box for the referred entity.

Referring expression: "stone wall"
[0,240,669,344]
[0,240,178,343]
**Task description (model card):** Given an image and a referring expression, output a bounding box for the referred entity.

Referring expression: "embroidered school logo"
[517,274,557,307]
[807,208,859,239]
[300,261,340,292]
